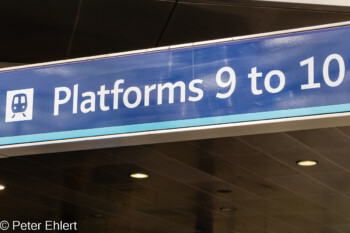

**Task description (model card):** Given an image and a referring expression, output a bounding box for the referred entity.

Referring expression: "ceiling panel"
[0,0,80,63]
[4,128,350,232]
[159,2,350,46]
[68,0,176,58]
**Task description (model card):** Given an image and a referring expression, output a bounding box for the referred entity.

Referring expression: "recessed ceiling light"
[0,185,5,190]
[219,207,237,212]
[130,173,149,179]
[296,160,319,166]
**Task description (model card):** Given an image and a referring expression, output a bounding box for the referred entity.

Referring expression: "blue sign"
[2,25,350,146]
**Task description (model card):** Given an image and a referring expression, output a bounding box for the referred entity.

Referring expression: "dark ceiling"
[1,0,350,233]
[3,127,350,233]
[1,0,350,63]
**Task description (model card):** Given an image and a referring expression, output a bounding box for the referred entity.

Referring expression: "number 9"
[216,67,236,99]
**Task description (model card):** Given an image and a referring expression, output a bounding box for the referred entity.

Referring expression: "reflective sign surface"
[1,25,350,145]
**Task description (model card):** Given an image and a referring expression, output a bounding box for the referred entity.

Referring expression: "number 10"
[300,54,345,89]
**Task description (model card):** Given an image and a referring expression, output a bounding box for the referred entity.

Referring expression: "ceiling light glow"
[0,185,5,190]
[296,160,319,166]
[130,173,149,179]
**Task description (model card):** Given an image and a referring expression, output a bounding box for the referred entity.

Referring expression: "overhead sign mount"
[2,21,350,154]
